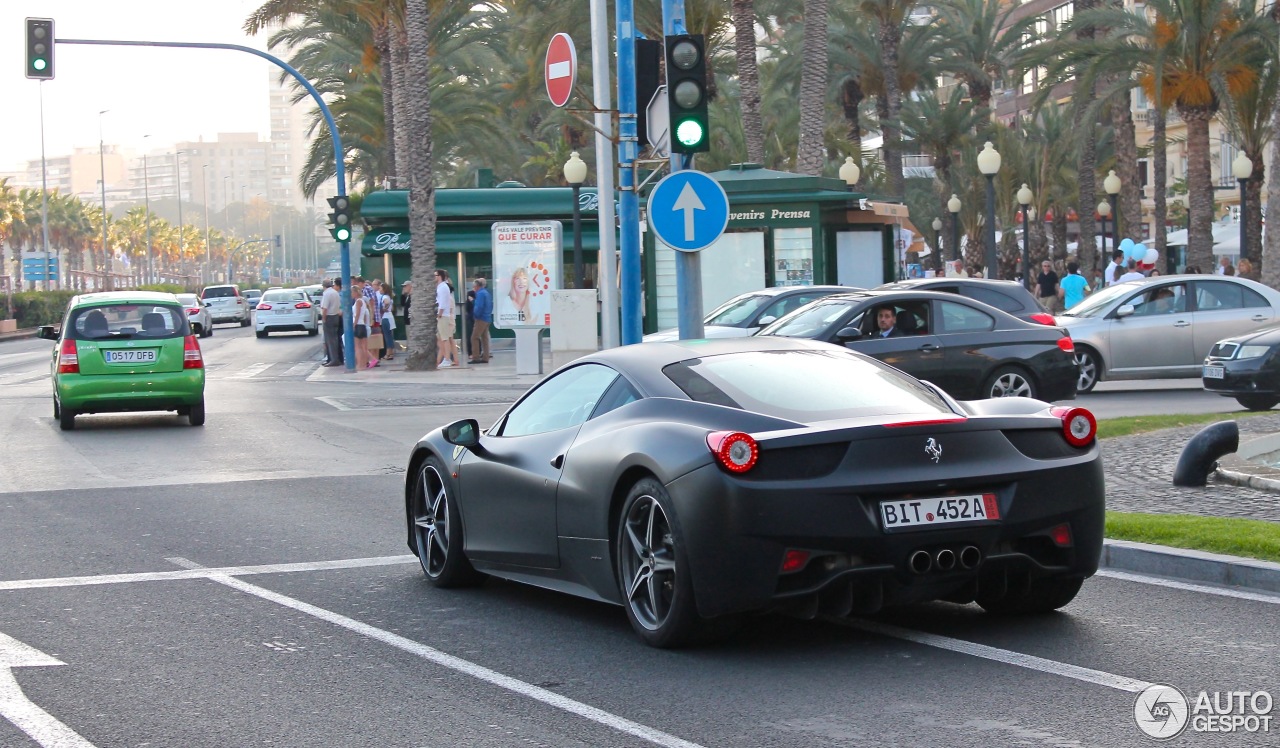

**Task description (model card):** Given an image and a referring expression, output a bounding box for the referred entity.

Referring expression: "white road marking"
[844,620,1154,693]
[283,362,316,377]
[315,395,352,410]
[226,362,272,379]
[0,555,417,591]
[1096,569,1280,604]
[0,632,97,748]
[205,573,707,748]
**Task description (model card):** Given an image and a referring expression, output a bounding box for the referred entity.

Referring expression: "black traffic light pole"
[53,36,358,371]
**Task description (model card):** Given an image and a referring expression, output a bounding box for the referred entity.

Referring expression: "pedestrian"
[1104,249,1124,286]
[1091,268,1104,292]
[351,281,371,371]
[435,268,457,367]
[469,277,492,364]
[401,280,413,326]
[366,278,385,364]
[464,281,477,352]
[1060,261,1091,310]
[1117,259,1145,283]
[1036,260,1061,314]
[1238,258,1254,278]
[320,277,344,367]
[1217,256,1234,276]
[379,281,397,361]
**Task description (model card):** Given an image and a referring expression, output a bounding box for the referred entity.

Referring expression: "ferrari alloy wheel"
[985,366,1035,399]
[412,457,483,588]
[1075,349,1100,394]
[977,576,1083,615]
[617,479,708,648]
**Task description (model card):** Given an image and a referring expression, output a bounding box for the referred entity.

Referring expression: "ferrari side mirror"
[443,418,481,449]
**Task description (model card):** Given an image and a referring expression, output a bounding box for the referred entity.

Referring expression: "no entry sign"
[545,33,577,108]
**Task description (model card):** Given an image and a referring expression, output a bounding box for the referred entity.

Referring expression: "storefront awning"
[361,225,602,255]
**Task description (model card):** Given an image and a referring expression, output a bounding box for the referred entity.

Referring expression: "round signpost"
[545,33,577,108]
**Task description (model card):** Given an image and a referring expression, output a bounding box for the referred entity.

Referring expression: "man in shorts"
[435,269,457,368]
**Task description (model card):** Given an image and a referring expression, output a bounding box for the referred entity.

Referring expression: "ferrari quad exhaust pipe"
[908,550,932,575]
[934,548,956,572]
[959,546,982,570]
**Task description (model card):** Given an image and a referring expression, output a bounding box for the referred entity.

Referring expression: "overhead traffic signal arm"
[327,195,352,243]
[26,18,55,80]
[665,34,709,154]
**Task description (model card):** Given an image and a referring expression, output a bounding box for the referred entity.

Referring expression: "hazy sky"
[2,0,278,170]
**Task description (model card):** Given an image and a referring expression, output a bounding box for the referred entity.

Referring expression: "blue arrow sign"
[646,170,729,252]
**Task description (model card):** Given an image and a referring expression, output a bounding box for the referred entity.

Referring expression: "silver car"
[176,293,214,338]
[643,285,857,342]
[1055,274,1280,392]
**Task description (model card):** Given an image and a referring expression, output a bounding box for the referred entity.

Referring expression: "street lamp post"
[1104,170,1121,270]
[143,135,152,286]
[202,164,211,284]
[563,151,588,288]
[175,151,185,282]
[1017,183,1034,290]
[931,217,943,271]
[1233,151,1253,270]
[99,109,110,290]
[948,194,961,264]
[1097,200,1112,263]
[223,176,231,233]
[839,156,861,193]
[977,142,1001,278]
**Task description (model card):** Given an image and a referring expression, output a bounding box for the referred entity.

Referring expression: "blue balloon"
[1119,238,1136,251]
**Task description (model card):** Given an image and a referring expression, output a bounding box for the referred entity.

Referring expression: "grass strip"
[1106,511,1280,563]
[1096,411,1273,440]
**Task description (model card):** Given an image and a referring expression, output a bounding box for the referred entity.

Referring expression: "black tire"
[200,323,212,339]
[255,330,267,339]
[1075,348,1101,394]
[59,407,76,431]
[188,400,206,427]
[52,397,60,419]
[977,576,1083,615]
[307,326,319,336]
[240,317,251,327]
[412,457,484,587]
[616,478,714,648]
[1236,395,1280,411]
[984,365,1036,399]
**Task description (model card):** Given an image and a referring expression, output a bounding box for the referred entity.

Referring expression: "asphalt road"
[0,326,1276,748]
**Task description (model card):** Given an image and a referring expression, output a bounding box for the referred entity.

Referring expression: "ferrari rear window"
[69,304,188,341]
[663,349,954,423]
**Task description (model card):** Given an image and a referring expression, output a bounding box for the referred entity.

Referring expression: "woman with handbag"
[379,281,397,360]
[352,291,371,371]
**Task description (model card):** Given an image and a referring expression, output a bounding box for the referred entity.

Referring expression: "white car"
[255,288,320,338]
[176,293,214,338]
[644,285,858,342]
[200,284,252,326]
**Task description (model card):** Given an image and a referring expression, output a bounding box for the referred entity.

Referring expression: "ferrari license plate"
[104,349,157,364]
[880,494,1000,532]
[1203,365,1225,379]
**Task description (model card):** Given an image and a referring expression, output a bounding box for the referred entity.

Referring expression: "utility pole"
[616,0,642,344]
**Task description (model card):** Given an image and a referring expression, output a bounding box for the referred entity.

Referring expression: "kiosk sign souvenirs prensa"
[492,221,563,329]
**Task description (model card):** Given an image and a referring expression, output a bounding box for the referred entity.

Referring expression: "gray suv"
[200,284,251,327]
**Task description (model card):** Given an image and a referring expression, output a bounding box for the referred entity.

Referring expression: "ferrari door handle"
[918,343,939,352]
[1173,320,1190,327]
[550,454,565,469]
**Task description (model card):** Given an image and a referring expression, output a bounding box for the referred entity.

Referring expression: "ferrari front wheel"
[412,456,484,588]
[616,478,709,648]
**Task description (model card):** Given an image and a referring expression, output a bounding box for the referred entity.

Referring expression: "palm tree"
[1224,61,1277,277]
[405,0,439,371]
[934,0,1026,117]
[0,179,21,288]
[858,0,917,198]
[795,0,831,175]
[732,0,766,164]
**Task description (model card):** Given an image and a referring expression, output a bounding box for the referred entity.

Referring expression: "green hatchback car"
[38,291,207,430]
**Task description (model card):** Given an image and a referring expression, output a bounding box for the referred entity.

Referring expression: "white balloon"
[1144,248,1159,264]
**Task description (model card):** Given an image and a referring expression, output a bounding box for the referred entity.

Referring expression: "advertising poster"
[491,221,562,329]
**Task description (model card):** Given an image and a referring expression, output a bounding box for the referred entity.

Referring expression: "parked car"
[757,290,1079,402]
[297,284,324,304]
[404,337,1103,647]
[37,291,206,430]
[876,277,1056,325]
[176,293,213,338]
[1201,326,1280,410]
[200,284,251,327]
[1055,275,1280,393]
[242,289,263,309]
[254,288,320,338]
[643,285,857,342]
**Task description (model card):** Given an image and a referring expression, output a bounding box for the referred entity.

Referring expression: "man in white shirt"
[320,279,344,366]
[1103,250,1124,286]
[1117,260,1146,283]
[435,269,457,367]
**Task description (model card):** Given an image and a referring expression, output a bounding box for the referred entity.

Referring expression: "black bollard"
[1172,421,1240,487]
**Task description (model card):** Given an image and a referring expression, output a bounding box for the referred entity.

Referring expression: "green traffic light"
[335,228,351,242]
[675,119,705,148]
[33,59,46,71]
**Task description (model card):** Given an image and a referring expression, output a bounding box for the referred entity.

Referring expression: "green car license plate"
[104,349,157,364]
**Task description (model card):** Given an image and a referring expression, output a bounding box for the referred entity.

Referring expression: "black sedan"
[876,277,1056,325]
[1202,326,1280,410]
[403,337,1104,648]
[758,290,1079,402]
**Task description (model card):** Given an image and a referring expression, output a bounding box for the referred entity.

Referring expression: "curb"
[0,327,39,342]
[1100,538,1280,595]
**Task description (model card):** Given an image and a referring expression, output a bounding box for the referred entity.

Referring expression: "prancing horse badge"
[925,438,942,463]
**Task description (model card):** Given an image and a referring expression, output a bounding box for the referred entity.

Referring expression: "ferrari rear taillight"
[1049,523,1073,547]
[57,338,79,374]
[707,431,759,473]
[183,335,204,369]
[1050,405,1095,447]
[1030,313,1057,325]
[781,549,810,573]
[1056,336,1075,353]
[257,303,272,310]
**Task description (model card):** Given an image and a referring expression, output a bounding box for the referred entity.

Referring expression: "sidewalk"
[307,338,546,387]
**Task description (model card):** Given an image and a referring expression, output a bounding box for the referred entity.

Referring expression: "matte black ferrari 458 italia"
[404,337,1104,648]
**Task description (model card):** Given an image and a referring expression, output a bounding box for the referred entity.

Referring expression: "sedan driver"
[874,307,903,338]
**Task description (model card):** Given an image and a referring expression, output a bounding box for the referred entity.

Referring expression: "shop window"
[774,228,814,287]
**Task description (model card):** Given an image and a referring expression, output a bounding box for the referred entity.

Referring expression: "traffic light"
[635,39,662,151]
[26,18,55,80]
[327,195,352,243]
[665,34,709,154]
